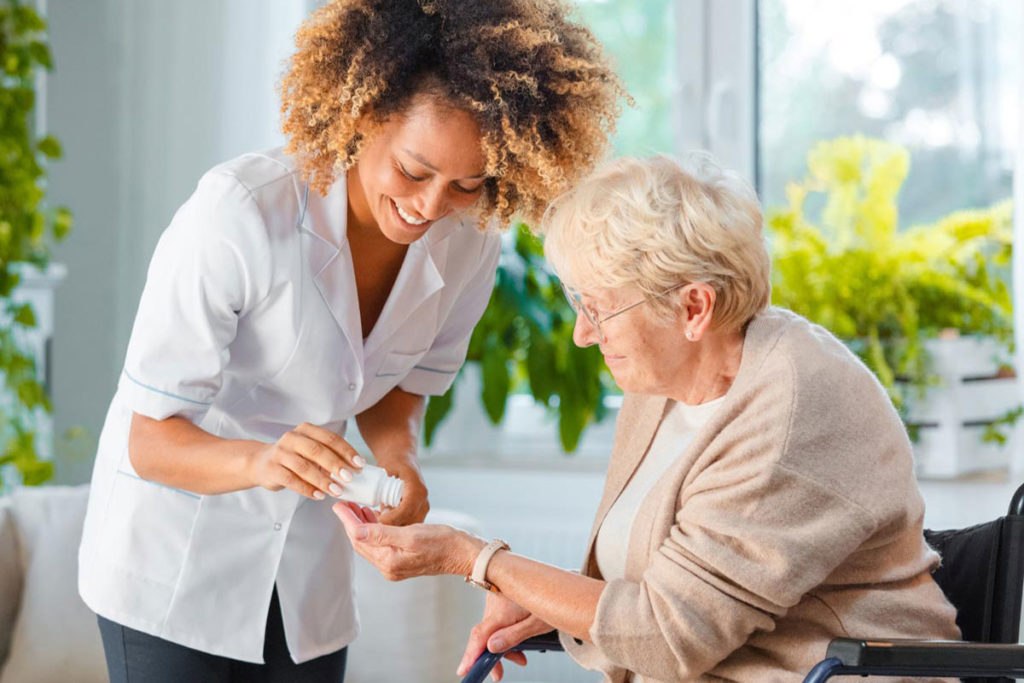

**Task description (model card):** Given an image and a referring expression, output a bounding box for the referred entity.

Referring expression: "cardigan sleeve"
[589,461,878,680]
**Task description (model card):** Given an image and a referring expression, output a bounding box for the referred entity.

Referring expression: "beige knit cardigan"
[559,307,960,682]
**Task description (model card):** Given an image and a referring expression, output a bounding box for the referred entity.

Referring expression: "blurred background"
[0,1,1022,681]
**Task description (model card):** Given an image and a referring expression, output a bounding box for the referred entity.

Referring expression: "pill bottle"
[336,464,404,508]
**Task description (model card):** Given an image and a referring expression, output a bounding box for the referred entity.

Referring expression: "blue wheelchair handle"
[461,631,564,683]
[462,650,505,683]
[800,657,845,683]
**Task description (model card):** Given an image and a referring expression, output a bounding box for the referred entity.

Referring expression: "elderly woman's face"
[572,286,689,395]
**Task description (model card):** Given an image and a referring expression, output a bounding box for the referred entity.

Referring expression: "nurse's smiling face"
[346,95,488,245]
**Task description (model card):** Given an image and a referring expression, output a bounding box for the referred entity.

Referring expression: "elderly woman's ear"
[679,282,717,342]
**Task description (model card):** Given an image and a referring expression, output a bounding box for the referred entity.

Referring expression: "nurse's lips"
[389,197,433,231]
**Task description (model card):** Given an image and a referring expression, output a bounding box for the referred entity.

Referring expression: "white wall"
[44,0,311,483]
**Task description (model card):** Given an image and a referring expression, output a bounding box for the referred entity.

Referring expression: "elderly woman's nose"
[572,313,599,347]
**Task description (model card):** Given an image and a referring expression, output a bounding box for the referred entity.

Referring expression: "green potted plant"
[423,224,612,454]
[0,0,72,489]
[768,135,1017,476]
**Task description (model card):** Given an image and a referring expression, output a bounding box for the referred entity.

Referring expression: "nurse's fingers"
[275,460,328,500]
[293,422,365,473]
[250,442,329,500]
[279,432,349,496]
[277,447,337,500]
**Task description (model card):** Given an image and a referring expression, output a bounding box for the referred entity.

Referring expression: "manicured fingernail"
[313,491,325,500]
[353,455,366,468]
[491,639,505,652]
[329,483,343,497]
[337,469,353,482]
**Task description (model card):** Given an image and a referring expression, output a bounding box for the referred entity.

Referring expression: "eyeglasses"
[561,282,686,343]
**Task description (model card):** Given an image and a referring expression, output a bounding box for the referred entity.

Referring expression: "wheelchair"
[463,482,1024,682]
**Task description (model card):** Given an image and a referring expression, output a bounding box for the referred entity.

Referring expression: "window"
[574,0,677,157]
[759,0,1021,224]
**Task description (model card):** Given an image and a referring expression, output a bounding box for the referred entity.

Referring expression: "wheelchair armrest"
[515,631,564,652]
[461,631,564,683]
[806,637,1024,680]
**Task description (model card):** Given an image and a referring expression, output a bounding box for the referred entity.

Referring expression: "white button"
[273,522,282,531]
[348,383,357,391]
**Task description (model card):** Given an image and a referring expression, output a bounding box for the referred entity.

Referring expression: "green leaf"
[37,134,61,159]
[16,378,43,409]
[524,330,556,403]
[557,390,586,453]
[27,40,51,69]
[52,206,72,240]
[12,5,46,34]
[480,340,511,424]
[423,384,455,446]
[18,458,52,486]
[12,302,34,327]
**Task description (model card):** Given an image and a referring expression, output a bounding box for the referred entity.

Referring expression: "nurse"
[77,0,624,681]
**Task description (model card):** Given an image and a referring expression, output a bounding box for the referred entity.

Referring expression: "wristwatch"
[465,538,510,592]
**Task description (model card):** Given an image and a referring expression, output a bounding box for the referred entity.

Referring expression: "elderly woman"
[334,155,960,682]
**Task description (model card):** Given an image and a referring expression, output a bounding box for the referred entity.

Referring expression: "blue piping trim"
[115,470,202,500]
[123,370,212,406]
[412,365,457,375]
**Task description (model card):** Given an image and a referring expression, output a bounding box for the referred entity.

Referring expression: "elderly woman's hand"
[333,502,485,580]
[456,592,553,681]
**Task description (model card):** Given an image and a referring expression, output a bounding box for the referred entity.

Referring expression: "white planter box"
[905,337,1022,479]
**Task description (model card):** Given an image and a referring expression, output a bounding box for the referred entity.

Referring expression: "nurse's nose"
[414,182,449,221]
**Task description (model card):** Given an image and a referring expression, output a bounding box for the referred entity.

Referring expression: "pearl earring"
[685,330,694,340]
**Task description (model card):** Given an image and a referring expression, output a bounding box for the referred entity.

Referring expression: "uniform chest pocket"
[375,349,428,378]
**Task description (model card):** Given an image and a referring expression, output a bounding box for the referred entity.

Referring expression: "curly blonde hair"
[279,0,626,227]
[544,155,771,333]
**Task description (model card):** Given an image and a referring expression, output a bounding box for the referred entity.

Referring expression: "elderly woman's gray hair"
[542,154,771,332]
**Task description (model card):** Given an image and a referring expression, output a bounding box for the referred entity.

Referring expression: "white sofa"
[0,485,483,683]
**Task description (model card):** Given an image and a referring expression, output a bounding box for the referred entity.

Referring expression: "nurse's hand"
[333,502,485,580]
[377,462,429,526]
[249,422,365,500]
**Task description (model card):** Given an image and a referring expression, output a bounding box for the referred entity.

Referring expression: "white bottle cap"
[380,475,404,508]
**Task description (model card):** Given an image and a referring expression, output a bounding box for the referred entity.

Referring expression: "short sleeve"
[398,230,501,396]
[120,172,272,422]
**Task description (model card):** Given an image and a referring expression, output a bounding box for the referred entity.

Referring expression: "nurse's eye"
[451,182,483,195]
[397,163,426,182]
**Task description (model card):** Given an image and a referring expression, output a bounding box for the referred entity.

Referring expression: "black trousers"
[97,589,348,683]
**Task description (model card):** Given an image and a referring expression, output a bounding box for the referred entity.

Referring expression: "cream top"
[595,396,725,581]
